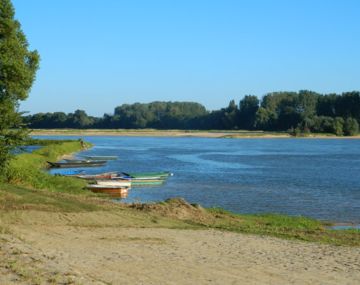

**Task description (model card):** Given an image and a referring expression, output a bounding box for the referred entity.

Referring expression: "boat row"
[75,171,172,198]
[47,156,172,198]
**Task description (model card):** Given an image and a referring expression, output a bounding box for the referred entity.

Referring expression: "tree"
[343,117,359,136]
[0,0,40,173]
[333,117,344,136]
[239,95,259,130]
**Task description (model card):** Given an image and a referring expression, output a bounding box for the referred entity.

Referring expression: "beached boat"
[47,160,106,168]
[82,155,118,161]
[87,185,128,198]
[95,180,131,187]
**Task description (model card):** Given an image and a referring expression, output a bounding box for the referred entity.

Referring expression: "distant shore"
[30,128,360,139]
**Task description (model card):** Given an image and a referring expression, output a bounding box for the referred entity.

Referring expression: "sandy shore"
[1,210,359,285]
[30,129,360,139]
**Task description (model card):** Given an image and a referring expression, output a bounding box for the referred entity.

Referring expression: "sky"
[12,0,360,116]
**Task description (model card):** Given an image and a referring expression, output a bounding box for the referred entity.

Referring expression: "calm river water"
[40,136,360,223]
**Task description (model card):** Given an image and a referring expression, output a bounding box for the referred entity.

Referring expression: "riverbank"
[1,189,360,284]
[1,139,360,284]
[30,128,360,138]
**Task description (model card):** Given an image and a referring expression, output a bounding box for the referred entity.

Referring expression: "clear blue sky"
[13,0,360,116]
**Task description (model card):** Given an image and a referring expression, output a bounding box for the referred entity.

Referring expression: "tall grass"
[4,140,91,194]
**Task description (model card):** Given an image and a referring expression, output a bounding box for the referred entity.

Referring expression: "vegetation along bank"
[24,90,360,136]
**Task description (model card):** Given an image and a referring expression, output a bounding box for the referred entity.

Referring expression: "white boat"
[95,180,131,187]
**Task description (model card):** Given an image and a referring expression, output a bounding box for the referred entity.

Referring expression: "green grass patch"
[0,183,100,212]
[205,209,360,246]
[3,140,91,194]
[129,199,360,246]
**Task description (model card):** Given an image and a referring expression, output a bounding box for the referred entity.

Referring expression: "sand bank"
[1,210,359,285]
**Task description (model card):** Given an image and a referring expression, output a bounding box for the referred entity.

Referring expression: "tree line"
[24,90,360,136]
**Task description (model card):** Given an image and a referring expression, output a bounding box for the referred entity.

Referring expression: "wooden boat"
[82,155,118,161]
[74,172,118,180]
[54,170,86,176]
[122,171,173,178]
[129,179,165,186]
[63,159,94,163]
[95,180,131,187]
[87,185,128,198]
[112,175,166,184]
[47,160,106,168]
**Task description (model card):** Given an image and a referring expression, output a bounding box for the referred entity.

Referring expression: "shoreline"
[1,139,360,284]
[30,128,360,139]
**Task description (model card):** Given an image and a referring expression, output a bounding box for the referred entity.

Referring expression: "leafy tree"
[0,0,40,172]
[238,95,259,130]
[69,110,94,128]
[311,116,334,133]
[343,117,359,136]
[317,94,337,117]
[333,117,344,136]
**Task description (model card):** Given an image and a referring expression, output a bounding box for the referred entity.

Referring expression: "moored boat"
[129,179,165,186]
[95,179,131,187]
[63,159,93,163]
[74,172,118,180]
[82,155,118,161]
[122,171,173,178]
[47,160,106,168]
[87,185,129,198]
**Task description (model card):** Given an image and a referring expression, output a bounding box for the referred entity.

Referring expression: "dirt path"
[1,212,359,284]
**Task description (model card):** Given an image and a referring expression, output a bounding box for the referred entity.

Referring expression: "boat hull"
[83,156,118,160]
[48,161,106,168]
[87,185,129,198]
[122,171,173,178]
[96,180,132,187]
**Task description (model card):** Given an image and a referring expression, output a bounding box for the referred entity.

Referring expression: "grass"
[4,139,91,193]
[0,183,100,212]
[205,209,360,246]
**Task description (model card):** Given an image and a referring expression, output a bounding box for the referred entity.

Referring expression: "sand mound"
[129,198,214,223]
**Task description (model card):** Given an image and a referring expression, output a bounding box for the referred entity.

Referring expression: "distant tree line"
[23,91,360,136]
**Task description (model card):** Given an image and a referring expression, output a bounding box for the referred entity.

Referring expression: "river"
[38,136,360,223]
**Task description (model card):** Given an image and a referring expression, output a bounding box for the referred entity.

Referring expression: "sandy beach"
[1,210,359,285]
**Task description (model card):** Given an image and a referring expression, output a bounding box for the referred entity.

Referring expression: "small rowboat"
[87,185,129,198]
[47,160,106,168]
[82,155,118,161]
[129,179,165,186]
[75,172,118,180]
[95,180,131,187]
[122,171,173,178]
[63,159,93,163]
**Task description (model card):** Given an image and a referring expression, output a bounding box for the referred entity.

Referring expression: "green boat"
[122,171,173,179]
[82,155,118,161]
[130,179,165,186]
